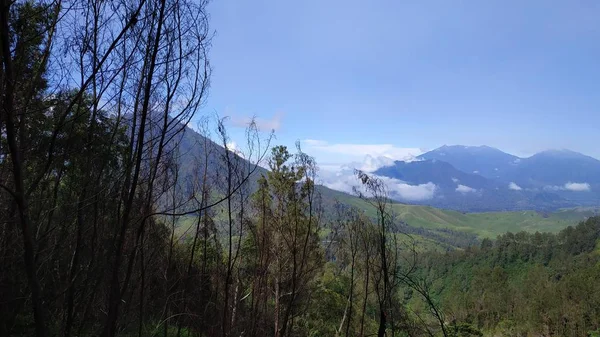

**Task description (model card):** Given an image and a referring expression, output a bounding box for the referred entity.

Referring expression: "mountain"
[164,125,593,244]
[169,119,596,213]
[373,158,573,211]
[417,145,520,179]
[504,149,600,187]
[418,146,600,189]
[375,159,494,190]
[371,145,600,211]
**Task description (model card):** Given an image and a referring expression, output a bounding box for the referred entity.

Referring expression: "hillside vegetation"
[321,188,595,238]
[404,216,600,336]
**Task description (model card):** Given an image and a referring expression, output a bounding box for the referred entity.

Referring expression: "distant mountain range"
[373,145,600,211]
[168,124,594,242]
[168,119,599,213]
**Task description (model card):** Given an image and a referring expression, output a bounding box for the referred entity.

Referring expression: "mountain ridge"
[372,145,600,211]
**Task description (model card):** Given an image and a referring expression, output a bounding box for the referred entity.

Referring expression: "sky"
[201,0,600,169]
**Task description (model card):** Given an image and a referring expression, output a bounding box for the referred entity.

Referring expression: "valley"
[321,186,598,238]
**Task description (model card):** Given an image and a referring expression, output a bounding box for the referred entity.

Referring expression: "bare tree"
[354,170,396,337]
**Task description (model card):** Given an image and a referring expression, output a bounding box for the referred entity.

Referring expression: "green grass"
[394,232,451,253]
[319,187,598,238]
[391,205,598,238]
[172,186,598,245]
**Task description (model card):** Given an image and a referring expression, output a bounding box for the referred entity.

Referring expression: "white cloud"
[316,167,361,194]
[545,182,591,192]
[304,139,328,146]
[451,177,459,183]
[389,181,437,201]
[225,141,246,157]
[509,182,522,191]
[565,182,591,192]
[230,112,283,131]
[317,168,436,201]
[226,141,237,151]
[373,177,436,201]
[473,170,479,174]
[308,142,433,201]
[319,155,395,173]
[302,139,424,163]
[317,163,343,172]
[340,155,396,172]
[456,184,476,193]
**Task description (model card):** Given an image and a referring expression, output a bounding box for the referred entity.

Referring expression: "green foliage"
[448,322,483,337]
[405,216,600,337]
[319,187,593,238]
[589,329,600,337]
[295,265,348,336]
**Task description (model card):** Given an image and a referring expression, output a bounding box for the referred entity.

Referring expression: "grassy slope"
[319,187,598,238]
[172,186,597,248]
[392,206,598,238]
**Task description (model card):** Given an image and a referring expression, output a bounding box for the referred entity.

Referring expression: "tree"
[248,145,324,337]
[354,170,397,337]
[1,1,260,336]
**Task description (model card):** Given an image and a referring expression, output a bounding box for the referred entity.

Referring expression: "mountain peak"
[533,149,592,160]
[423,144,518,160]
[432,144,503,152]
[539,148,579,155]
[418,145,519,180]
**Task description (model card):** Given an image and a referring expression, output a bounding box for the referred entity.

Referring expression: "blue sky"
[202,0,600,166]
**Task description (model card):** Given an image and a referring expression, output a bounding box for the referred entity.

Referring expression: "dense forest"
[1,1,599,337]
[405,217,600,337]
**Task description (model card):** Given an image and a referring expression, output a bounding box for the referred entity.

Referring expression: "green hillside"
[172,185,597,252]
[391,205,598,238]
[318,186,598,238]
[174,185,599,246]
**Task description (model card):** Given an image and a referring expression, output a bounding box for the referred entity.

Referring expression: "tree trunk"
[0,2,48,336]
[274,277,280,337]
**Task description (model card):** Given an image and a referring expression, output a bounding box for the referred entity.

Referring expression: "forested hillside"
[405,217,600,336]
[322,187,595,238]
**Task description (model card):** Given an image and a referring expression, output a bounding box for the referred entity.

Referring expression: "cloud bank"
[317,167,437,201]
[305,142,434,202]
[341,155,396,172]
[303,139,424,164]
[383,179,437,201]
